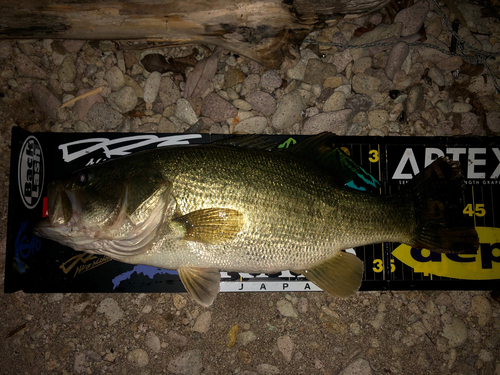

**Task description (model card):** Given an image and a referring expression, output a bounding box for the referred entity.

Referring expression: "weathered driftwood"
[0,0,390,68]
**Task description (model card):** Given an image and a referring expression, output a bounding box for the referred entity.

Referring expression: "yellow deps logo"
[392,227,500,279]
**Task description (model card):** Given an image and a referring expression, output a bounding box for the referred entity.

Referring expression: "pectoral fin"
[296,251,364,298]
[178,267,220,307]
[173,208,244,244]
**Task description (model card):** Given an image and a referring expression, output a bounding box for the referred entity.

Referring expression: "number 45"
[463,204,486,217]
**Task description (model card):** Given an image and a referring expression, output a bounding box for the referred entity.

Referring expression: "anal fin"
[296,251,364,298]
[178,267,220,307]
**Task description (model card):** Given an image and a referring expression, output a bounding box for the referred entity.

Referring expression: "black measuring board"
[5,128,500,294]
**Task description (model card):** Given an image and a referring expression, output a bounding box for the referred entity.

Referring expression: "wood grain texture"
[0,0,390,67]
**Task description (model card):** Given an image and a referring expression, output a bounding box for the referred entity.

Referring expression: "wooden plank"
[0,0,390,67]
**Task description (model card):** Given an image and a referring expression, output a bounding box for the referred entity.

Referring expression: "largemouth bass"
[35,133,479,306]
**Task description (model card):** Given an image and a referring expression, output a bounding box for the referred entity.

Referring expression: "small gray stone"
[331,49,353,73]
[435,100,452,115]
[435,292,453,307]
[256,364,280,375]
[442,317,468,348]
[48,293,64,302]
[159,76,180,107]
[426,15,442,37]
[145,331,161,353]
[85,64,98,78]
[335,84,352,96]
[74,121,92,132]
[15,53,47,79]
[232,99,252,111]
[234,116,268,133]
[143,71,162,103]
[436,56,463,72]
[105,66,125,91]
[167,349,203,375]
[338,358,373,375]
[201,93,237,122]
[62,94,75,108]
[296,298,308,314]
[461,112,478,134]
[86,351,102,363]
[324,76,344,89]
[277,335,294,363]
[468,76,497,96]
[405,85,424,114]
[58,56,77,83]
[418,35,450,64]
[192,311,212,334]
[478,349,494,362]
[470,295,492,326]
[158,117,176,133]
[286,60,307,81]
[0,40,12,59]
[245,91,276,115]
[240,74,261,97]
[226,87,239,100]
[394,0,430,36]
[260,70,282,90]
[303,59,337,84]
[96,297,123,325]
[87,103,124,130]
[353,57,372,75]
[137,122,158,133]
[352,23,402,45]
[224,68,246,89]
[127,348,149,368]
[385,42,409,80]
[276,299,299,318]
[73,88,105,122]
[108,86,138,113]
[237,331,257,346]
[369,13,383,26]
[323,92,346,112]
[302,109,353,135]
[176,98,198,125]
[450,291,471,314]
[167,330,189,347]
[352,74,381,96]
[486,111,500,133]
[345,94,373,114]
[369,128,385,136]
[428,67,445,86]
[368,109,389,129]
[272,90,305,130]
[62,40,86,53]
[31,83,61,120]
[452,102,472,113]
[74,352,87,373]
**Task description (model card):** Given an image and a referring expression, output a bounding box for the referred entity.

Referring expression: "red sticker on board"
[42,196,48,218]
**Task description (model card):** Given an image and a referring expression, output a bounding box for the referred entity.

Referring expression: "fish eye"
[76,170,92,185]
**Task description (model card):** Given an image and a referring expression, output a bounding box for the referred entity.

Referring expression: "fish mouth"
[34,181,80,237]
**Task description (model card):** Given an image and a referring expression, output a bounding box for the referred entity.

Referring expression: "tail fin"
[404,157,479,254]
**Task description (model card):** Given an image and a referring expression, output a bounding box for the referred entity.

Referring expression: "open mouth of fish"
[35,181,81,237]
[34,181,171,258]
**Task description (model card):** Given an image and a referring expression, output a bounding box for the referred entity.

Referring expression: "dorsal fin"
[213,135,278,151]
[213,133,380,191]
[281,132,380,190]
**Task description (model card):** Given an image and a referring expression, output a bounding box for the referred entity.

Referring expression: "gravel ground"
[1,0,500,374]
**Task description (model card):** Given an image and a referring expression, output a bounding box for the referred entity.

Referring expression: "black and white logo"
[18,136,44,209]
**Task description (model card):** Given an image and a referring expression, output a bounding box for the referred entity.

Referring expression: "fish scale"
[142,146,409,270]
